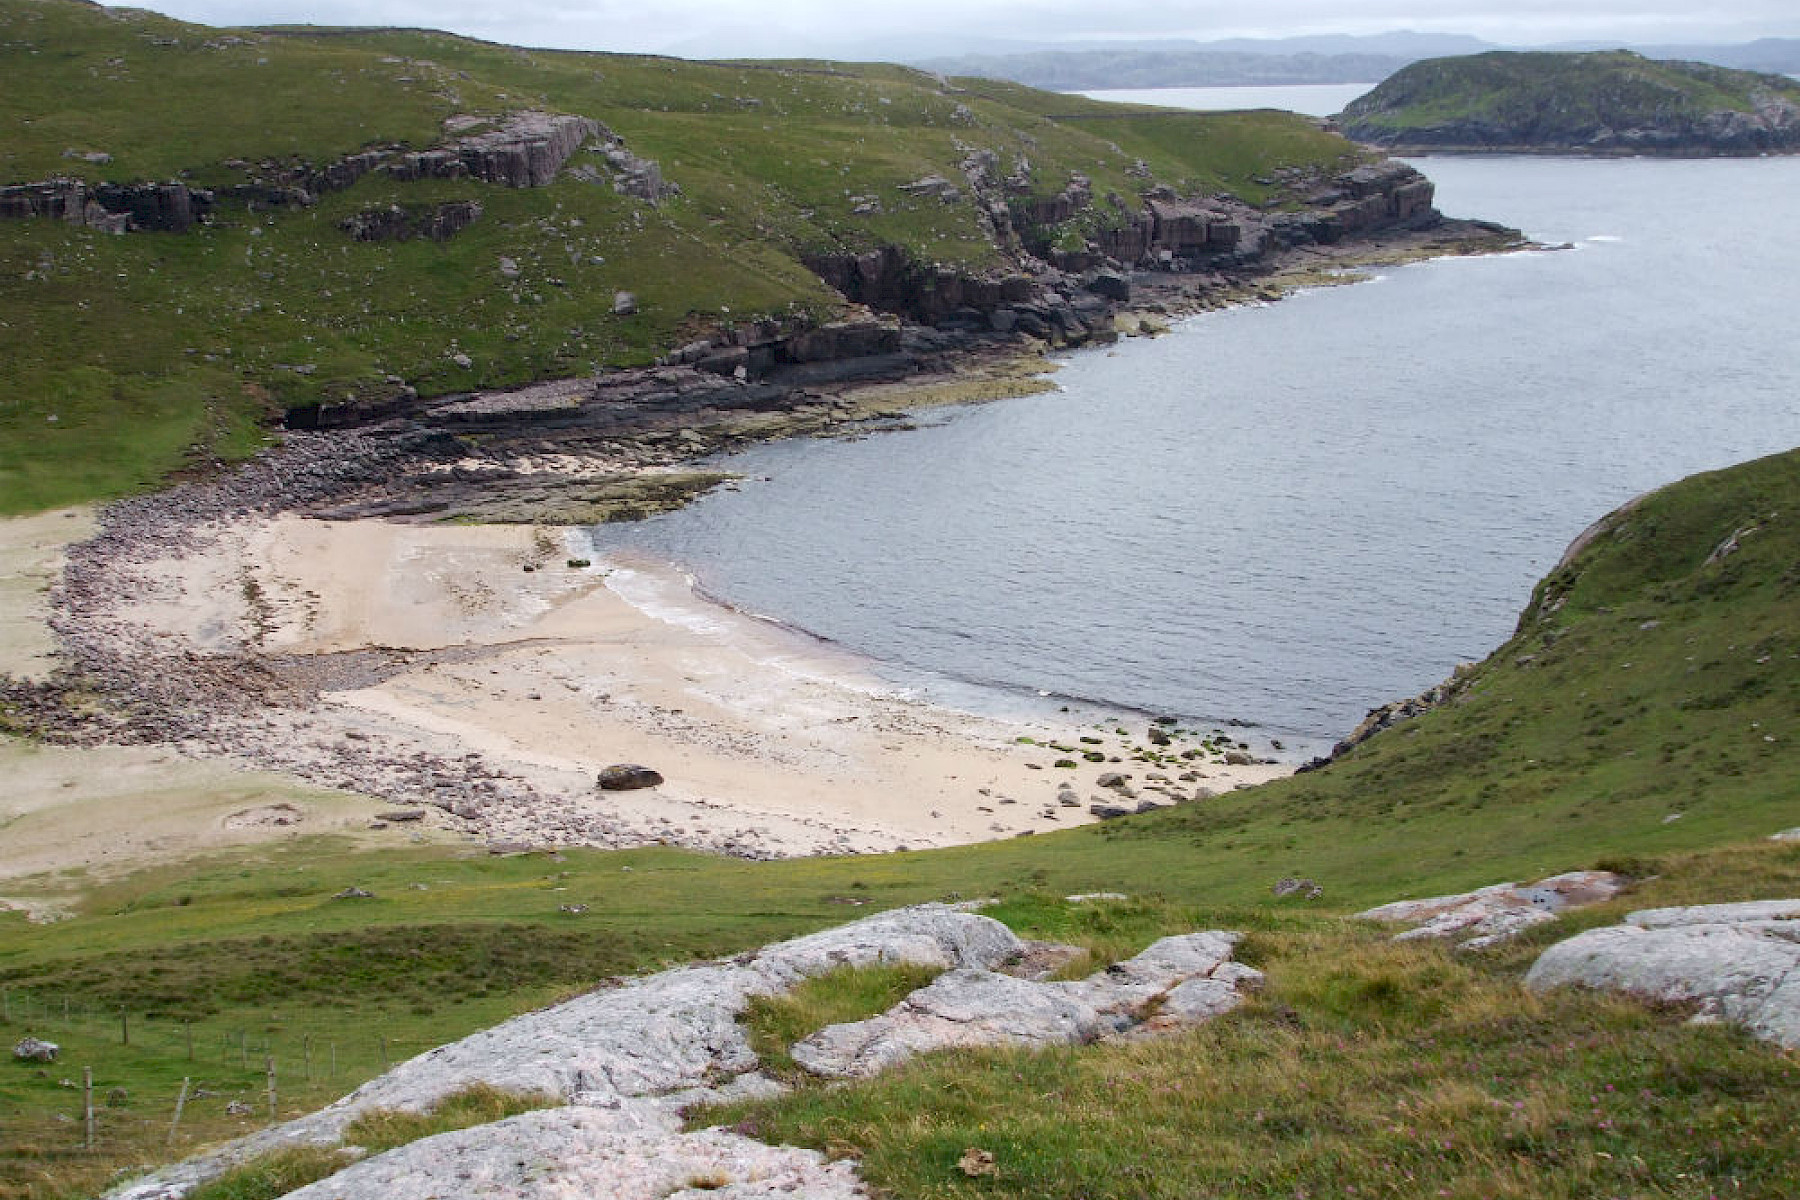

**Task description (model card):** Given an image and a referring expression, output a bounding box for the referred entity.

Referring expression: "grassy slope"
[3,449,1798,1196]
[0,0,1370,515]
[1339,49,1800,134]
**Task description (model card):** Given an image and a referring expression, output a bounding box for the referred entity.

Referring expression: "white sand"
[0,506,95,680]
[1,510,1290,888]
[110,514,1290,856]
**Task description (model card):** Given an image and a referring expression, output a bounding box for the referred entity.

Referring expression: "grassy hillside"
[0,0,1373,515]
[1337,49,1800,154]
[4,441,1798,1194]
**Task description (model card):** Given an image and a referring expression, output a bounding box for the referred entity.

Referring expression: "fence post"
[185,1021,194,1062]
[239,1030,248,1070]
[167,1077,191,1148]
[83,1067,95,1150]
[330,1042,337,1078]
[265,1056,277,1124]
[303,1034,312,1081]
[120,1010,129,1046]
[380,1036,389,1067]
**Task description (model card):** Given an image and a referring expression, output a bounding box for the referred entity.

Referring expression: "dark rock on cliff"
[341,201,483,242]
[0,178,210,232]
[1337,50,1800,156]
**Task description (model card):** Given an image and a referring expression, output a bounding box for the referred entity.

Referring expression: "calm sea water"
[1078,83,1375,116]
[590,153,1800,756]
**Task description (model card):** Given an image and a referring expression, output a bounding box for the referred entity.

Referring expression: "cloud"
[114,0,1800,58]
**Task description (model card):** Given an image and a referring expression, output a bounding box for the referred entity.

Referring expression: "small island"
[1335,49,1800,155]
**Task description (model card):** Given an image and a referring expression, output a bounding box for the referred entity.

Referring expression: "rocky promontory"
[1336,50,1800,155]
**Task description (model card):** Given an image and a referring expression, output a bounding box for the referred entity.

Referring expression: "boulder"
[1358,870,1627,950]
[598,764,664,791]
[1526,902,1800,1049]
[1084,270,1130,302]
[1088,802,1133,819]
[13,1037,58,1063]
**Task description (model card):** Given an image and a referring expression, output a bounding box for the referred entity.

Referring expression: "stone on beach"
[597,764,665,791]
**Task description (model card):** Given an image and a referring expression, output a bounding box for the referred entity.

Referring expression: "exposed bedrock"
[1527,901,1800,1049]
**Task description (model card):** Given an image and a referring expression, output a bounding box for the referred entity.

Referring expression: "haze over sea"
[592,108,1800,758]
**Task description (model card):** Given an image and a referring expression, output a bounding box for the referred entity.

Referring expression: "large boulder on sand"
[598,764,664,791]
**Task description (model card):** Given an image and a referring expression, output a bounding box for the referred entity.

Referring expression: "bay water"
[590,153,1800,757]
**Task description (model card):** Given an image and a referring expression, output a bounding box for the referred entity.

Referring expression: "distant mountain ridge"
[913,34,1800,92]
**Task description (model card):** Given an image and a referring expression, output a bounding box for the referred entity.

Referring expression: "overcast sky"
[109,1,1798,60]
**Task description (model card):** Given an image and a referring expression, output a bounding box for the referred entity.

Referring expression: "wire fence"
[2,985,442,1172]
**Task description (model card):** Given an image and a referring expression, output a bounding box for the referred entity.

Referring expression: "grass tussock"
[341,1083,557,1153]
[183,1146,347,1200]
[744,962,945,1081]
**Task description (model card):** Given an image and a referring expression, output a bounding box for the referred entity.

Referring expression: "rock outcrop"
[0,178,208,232]
[107,904,1257,1200]
[1358,870,1628,950]
[790,931,1260,1077]
[107,904,1019,1199]
[277,1106,867,1200]
[1526,900,1800,1048]
[387,111,601,188]
[339,201,482,242]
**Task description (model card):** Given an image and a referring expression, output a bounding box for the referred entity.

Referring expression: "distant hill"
[912,49,1413,90]
[914,36,1800,94]
[1335,50,1800,155]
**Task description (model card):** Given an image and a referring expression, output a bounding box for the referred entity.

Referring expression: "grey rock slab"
[106,904,1014,1200]
[791,931,1254,1079]
[1526,917,1800,1048]
[1359,870,1627,948]
[1625,900,1800,929]
[278,1106,867,1200]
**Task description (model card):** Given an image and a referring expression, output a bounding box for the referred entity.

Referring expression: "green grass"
[184,1148,347,1200]
[341,1083,557,1153]
[701,841,1800,1200]
[743,962,946,1081]
[0,0,1372,515]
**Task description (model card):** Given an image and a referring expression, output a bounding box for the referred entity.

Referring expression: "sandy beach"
[2,506,1289,890]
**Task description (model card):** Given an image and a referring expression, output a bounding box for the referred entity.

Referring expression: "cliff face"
[1337,50,1800,156]
[804,159,1441,336]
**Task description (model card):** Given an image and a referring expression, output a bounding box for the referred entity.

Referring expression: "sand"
[0,506,95,681]
[1,508,1288,890]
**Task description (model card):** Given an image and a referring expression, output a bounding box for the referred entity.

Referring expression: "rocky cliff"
[1336,50,1800,155]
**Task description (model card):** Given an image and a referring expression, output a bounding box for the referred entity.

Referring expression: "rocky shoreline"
[0,214,1518,862]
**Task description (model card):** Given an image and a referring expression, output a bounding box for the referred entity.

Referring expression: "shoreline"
[0,220,1523,894]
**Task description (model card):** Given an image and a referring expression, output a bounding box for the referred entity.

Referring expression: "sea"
[588,89,1800,760]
